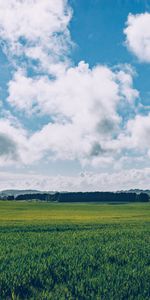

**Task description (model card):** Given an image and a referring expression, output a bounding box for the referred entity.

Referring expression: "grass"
[0,201,150,299]
[0,200,150,225]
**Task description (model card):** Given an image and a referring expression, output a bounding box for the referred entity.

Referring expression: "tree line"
[3,191,149,202]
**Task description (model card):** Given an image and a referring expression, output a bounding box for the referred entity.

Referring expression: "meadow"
[0,201,150,299]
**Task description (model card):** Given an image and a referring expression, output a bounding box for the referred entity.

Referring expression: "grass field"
[0,201,150,299]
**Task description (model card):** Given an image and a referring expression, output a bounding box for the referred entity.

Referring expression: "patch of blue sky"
[69,0,150,110]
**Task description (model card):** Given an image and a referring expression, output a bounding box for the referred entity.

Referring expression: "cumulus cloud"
[6,62,139,165]
[0,0,72,76]
[0,0,149,191]
[0,118,29,165]
[126,113,150,151]
[0,133,18,160]
[8,63,138,116]
[0,113,148,185]
[124,12,150,62]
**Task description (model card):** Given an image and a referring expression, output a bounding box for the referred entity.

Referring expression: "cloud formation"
[0,118,28,165]
[124,13,150,62]
[0,1,149,190]
[0,1,144,170]
[0,133,18,160]
[0,0,72,76]
[0,168,150,192]
[6,62,139,165]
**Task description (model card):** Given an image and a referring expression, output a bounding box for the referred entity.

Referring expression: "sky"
[0,0,150,191]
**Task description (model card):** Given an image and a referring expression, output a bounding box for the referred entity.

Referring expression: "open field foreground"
[0,201,150,299]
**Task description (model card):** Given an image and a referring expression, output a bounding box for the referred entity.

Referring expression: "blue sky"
[0,0,150,191]
[70,0,150,98]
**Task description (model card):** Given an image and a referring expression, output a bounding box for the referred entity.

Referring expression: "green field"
[0,201,150,299]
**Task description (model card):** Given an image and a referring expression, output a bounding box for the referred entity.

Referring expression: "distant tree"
[6,191,149,203]
[137,193,149,202]
[7,195,14,200]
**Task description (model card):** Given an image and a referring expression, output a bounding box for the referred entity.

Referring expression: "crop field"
[0,201,150,299]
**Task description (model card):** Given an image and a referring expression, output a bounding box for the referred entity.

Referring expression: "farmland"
[0,201,150,299]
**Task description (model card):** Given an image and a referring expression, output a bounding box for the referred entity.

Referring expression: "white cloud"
[26,111,150,168]
[124,13,150,62]
[8,63,138,119]
[0,118,28,165]
[0,1,140,169]
[0,1,149,191]
[126,113,150,151]
[0,0,72,76]
[0,168,150,191]
[6,62,139,165]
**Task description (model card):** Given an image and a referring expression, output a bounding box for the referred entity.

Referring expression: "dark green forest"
[2,191,149,202]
